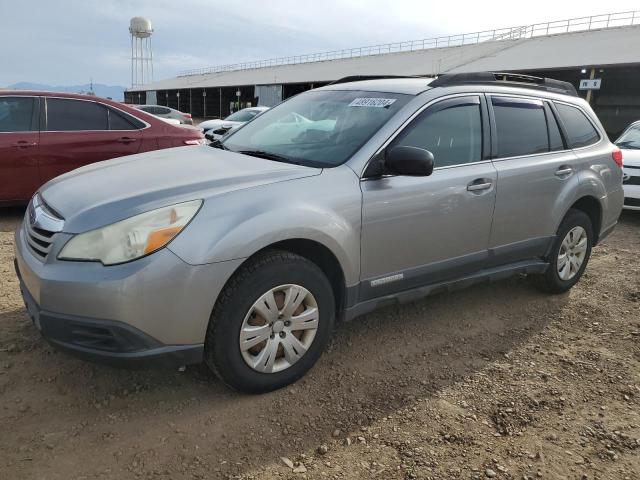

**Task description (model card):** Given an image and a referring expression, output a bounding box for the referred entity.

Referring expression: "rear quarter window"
[554,103,600,148]
[108,108,145,130]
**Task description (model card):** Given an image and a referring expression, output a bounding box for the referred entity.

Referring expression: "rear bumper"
[16,258,203,368]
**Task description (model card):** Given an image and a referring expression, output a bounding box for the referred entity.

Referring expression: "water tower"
[129,17,154,88]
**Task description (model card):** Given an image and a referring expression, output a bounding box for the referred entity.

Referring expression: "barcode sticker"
[348,97,397,108]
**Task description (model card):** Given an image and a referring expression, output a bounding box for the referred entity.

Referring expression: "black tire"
[535,209,593,294]
[204,250,335,393]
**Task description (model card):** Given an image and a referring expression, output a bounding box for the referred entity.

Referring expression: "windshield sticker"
[349,97,397,108]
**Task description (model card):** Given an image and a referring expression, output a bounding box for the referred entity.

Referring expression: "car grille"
[624,197,640,207]
[24,195,64,260]
[25,221,58,259]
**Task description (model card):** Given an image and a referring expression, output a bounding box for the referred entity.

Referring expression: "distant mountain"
[6,82,125,101]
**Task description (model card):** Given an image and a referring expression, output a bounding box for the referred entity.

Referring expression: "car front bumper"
[14,224,244,368]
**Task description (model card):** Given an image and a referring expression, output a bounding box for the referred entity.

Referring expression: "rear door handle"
[118,137,137,144]
[13,141,37,149]
[555,166,573,177]
[467,180,493,192]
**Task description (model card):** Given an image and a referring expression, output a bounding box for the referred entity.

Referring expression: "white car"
[615,121,640,210]
[199,106,269,140]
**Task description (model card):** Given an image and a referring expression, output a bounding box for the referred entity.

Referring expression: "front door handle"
[555,166,573,178]
[467,180,493,192]
[118,137,137,144]
[13,140,37,149]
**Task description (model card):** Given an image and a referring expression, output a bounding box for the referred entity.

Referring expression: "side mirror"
[385,146,434,176]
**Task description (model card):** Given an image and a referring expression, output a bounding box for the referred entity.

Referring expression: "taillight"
[612,149,623,168]
[184,113,192,119]
[184,139,204,146]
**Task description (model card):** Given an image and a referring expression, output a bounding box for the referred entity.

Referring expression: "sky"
[1,0,639,87]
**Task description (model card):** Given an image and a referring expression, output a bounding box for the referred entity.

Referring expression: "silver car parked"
[134,104,194,125]
[15,73,624,393]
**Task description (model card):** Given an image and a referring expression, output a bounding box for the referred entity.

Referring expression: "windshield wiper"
[209,139,228,150]
[237,150,301,165]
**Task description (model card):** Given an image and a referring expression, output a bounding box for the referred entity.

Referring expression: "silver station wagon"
[14,73,624,393]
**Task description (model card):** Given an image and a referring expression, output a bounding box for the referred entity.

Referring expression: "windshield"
[616,123,640,149]
[225,109,260,122]
[222,90,410,167]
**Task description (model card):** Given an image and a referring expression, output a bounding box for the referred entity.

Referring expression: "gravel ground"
[0,208,638,480]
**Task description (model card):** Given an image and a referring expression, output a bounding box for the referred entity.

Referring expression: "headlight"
[59,200,202,265]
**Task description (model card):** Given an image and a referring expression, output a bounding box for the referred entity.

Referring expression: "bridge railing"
[178,10,640,78]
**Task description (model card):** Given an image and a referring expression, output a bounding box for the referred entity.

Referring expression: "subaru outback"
[14,73,624,393]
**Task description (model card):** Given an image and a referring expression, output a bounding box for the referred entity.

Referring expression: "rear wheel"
[535,209,593,293]
[204,251,335,393]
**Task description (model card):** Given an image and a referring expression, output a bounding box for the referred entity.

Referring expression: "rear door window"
[492,97,549,158]
[46,98,108,131]
[0,97,35,132]
[554,103,600,148]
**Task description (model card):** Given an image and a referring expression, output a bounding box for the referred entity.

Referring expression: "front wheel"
[535,209,593,294]
[204,251,335,393]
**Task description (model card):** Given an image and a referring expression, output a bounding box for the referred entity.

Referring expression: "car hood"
[40,146,321,233]
[621,147,640,167]
[199,119,241,130]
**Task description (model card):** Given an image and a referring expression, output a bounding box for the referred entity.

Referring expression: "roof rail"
[328,75,430,85]
[429,72,578,96]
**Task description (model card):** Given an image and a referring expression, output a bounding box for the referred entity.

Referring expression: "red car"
[0,91,205,205]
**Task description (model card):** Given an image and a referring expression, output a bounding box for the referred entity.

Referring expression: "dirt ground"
[0,208,638,480]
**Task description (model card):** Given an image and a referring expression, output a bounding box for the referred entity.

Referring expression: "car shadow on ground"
[0,271,569,478]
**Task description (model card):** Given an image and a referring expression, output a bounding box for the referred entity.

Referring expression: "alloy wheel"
[557,226,588,281]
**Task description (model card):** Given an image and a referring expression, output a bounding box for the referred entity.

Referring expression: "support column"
[585,68,596,104]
